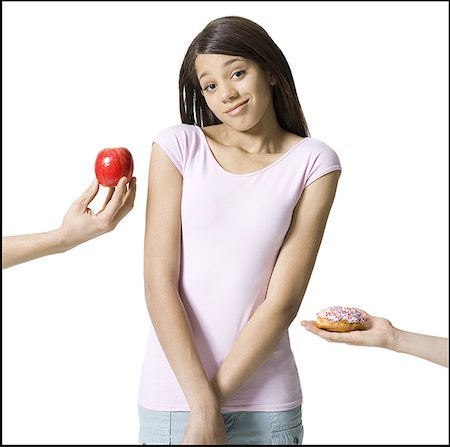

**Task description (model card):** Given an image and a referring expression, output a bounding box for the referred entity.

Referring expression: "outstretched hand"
[59,176,137,250]
[301,311,396,350]
[2,177,137,269]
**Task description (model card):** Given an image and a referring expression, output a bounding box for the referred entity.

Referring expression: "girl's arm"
[210,171,341,405]
[3,177,136,269]
[143,144,226,444]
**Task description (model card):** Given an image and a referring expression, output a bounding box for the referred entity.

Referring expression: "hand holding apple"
[95,147,134,187]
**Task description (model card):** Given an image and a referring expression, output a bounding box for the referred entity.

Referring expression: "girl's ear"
[268,72,277,86]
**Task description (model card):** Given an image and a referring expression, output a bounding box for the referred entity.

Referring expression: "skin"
[144,53,340,444]
[2,176,136,269]
[302,310,448,368]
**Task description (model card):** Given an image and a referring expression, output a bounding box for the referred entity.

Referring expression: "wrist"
[188,385,221,414]
[189,397,221,415]
[389,326,401,352]
[210,376,226,407]
[53,227,74,253]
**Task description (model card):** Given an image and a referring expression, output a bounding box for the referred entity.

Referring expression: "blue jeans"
[138,404,303,445]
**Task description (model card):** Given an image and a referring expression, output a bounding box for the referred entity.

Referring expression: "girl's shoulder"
[155,123,197,138]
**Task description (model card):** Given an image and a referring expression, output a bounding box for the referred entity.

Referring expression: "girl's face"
[195,53,276,131]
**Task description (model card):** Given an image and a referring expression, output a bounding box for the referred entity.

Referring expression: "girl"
[139,16,341,445]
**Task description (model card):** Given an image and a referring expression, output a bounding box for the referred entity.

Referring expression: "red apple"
[95,147,134,187]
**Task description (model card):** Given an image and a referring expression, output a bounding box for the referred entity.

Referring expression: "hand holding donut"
[301,307,448,367]
[302,308,395,349]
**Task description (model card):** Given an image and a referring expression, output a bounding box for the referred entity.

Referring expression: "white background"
[3,1,449,444]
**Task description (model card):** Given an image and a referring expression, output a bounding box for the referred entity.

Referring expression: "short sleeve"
[304,142,342,189]
[152,125,185,176]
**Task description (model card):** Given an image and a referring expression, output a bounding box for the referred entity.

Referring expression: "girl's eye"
[202,70,245,92]
[232,70,246,79]
[204,83,216,92]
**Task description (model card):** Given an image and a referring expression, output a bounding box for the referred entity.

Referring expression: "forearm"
[392,328,448,367]
[211,300,295,406]
[2,230,68,269]
[145,282,219,411]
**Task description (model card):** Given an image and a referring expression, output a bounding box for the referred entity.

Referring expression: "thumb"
[76,179,99,208]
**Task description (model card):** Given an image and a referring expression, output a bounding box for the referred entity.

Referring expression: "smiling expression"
[195,54,276,131]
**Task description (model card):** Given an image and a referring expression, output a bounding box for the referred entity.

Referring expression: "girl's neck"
[219,119,288,155]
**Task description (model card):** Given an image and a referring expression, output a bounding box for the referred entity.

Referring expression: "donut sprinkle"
[317,306,366,324]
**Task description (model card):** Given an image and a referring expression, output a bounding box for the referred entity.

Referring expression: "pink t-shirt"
[138,124,341,412]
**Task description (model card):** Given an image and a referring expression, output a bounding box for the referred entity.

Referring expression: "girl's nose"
[220,84,238,103]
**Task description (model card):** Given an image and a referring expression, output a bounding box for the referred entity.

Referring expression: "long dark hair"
[179,16,310,137]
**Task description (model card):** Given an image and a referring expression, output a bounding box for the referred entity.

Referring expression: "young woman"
[140,16,341,445]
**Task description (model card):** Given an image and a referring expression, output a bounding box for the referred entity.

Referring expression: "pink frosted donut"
[316,306,367,332]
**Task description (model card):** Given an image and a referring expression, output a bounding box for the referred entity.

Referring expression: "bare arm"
[2,177,136,269]
[143,144,226,444]
[393,328,448,367]
[302,313,448,367]
[210,171,341,405]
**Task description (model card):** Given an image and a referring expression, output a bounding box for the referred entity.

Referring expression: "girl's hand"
[181,409,227,445]
[301,311,396,350]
